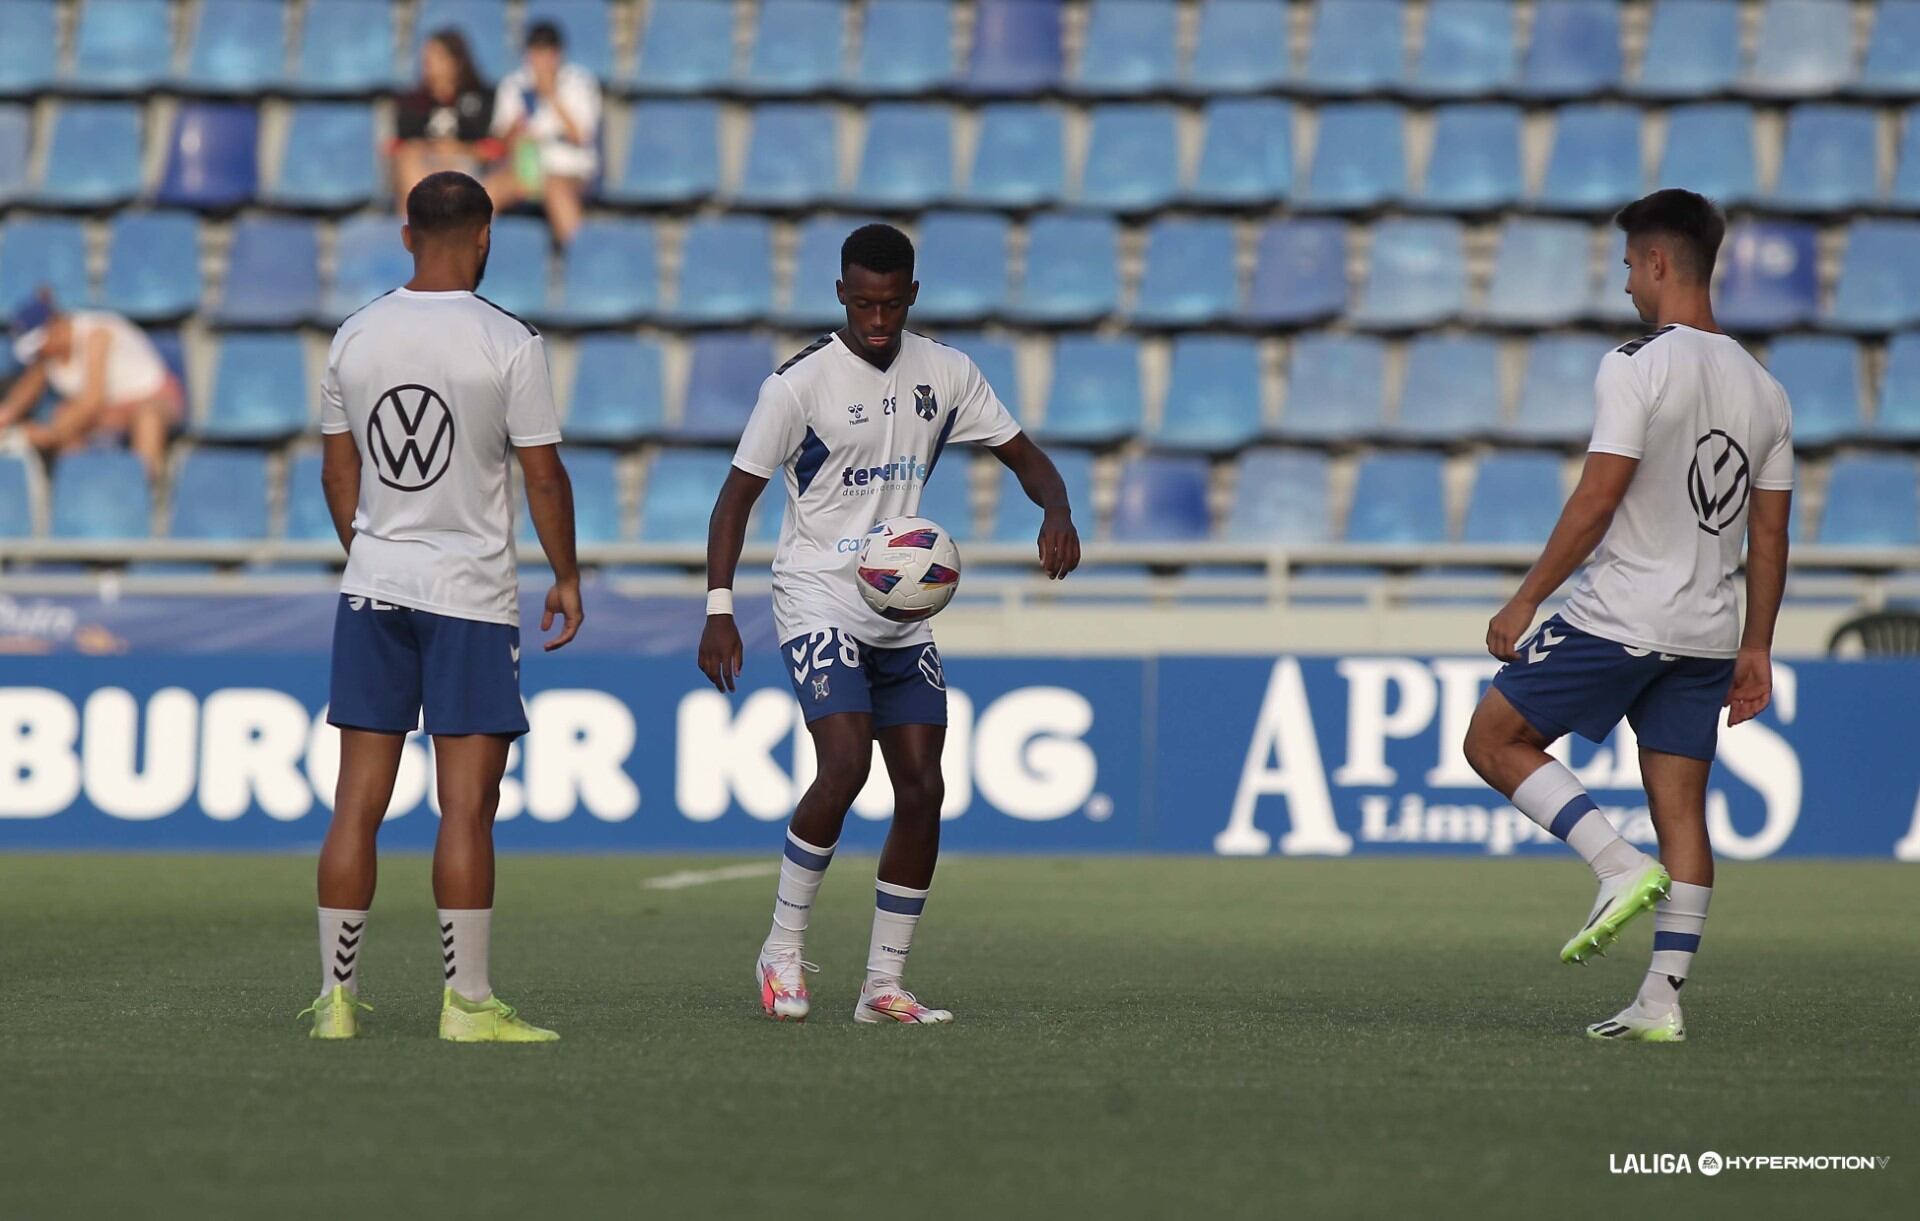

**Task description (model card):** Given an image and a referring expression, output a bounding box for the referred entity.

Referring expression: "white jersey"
[320,289,562,626]
[43,311,169,404]
[491,64,602,178]
[1561,324,1794,659]
[732,331,1021,647]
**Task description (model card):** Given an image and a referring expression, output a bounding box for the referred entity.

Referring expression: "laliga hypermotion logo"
[1687,429,1750,536]
[369,384,455,492]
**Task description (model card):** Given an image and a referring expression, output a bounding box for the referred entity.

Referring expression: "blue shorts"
[1491,615,1736,762]
[782,629,947,731]
[328,595,529,738]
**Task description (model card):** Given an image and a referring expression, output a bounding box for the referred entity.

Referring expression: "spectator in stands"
[391,29,499,213]
[0,293,183,481]
[484,20,601,247]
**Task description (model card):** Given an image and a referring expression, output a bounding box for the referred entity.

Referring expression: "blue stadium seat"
[1746,0,1853,98]
[1767,337,1864,446]
[1152,336,1263,451]
[35,102,143,208]
[962,105,1064,207]
[217,217,320,327]
[1110,456,1211,542]
[182,0,286,93]
[1819,455,1918,545]
[1225,448,1330,543]
[737,105,839,208]
[1634,0,1739,98]
[1860,2,1920,97]
[674,217,774,326]
[1410,0,1518,98]
[1300,103,1405,210]
[1417,105,1521,211]
[631,0,735,93]
[1012,215,1119,325]
[157,104,259,210]
[744,0,845,96]
[1536,105,1642,212]
[413,1,511,82]
[1277,334,1386,440]
[1771,107,1879,213]
[1301,0,1404,95]
[1077,105,1179,211]
[1073,0,1178,96]
[912,453,973,540]
[1718,222,1820,331]
[525,448,622,544]
[169,448,269,540]
[268,104,376,210]
[608,101,719,205]
[0,451,36,536]
[1512,334,1611,443]
[567,335,666,442]
[1892,112,1920,212]
[1187,0,1289,94]
[851,105,954,209]
[1244,220,1346,327]
[1874,333,1920,439]
[681,334,773,443]
[784,215,862,329]
[294,0,398,94]
[1659,104,1758,205]
[1463,453,1564,543]
[1827,220,1920,333]
[550,220,657,326]
[101,212,201,322]
[641,449,735,541]
[1589,227,1640,325]
[965,0,1063,94]
[1519,0,1622,98]
[938,334,1021,422]
[1039,337,1142,446]
[0,217,88,316]
[1353,218,1465,329]
[749,474,790,543]
[52,449,150,539]
[282,452,332,541]
[68,0,171,93]
[994,448,1093,541]
[525,1,617,81]
[1394,335,1500,438]
[0,2,57,96]
[201,333,308,441]
[322,215,410,324]
[913,213,1011,324]
[479,216,551,320]
[1346,452,1447,544]
[0,106,25,204]
[1132,219,1238,329]
[849,0,955,95]
[1188,99,1292,206]
[1480,218,1591,328]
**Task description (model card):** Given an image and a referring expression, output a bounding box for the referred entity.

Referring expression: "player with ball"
[699,224,1080,1025]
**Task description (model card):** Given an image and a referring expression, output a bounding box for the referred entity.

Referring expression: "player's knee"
[811,756,871,808]
[891,772,944,820]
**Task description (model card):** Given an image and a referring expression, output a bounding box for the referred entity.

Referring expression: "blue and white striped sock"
[1637,881,1711,1010]
[866,880,930,986]
[1510,760,1642,879]
[764,830,836,953]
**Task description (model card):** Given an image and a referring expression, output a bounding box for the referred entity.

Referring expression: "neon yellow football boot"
[1561,858,1671,964]
[438,989,560,1043]
[299,985,372,1040]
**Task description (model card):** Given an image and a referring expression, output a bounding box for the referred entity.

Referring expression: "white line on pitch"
[643,862,781,890]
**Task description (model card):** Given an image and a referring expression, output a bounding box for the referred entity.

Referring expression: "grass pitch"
[1,855,1912,1221]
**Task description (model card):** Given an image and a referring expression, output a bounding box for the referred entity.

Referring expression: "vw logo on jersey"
[1686,429,1751,537]
[918,644,945,690]
[368,384,455,492]
[913,384,938,421]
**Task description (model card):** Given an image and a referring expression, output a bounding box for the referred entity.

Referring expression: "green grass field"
[1,855,1912,1221]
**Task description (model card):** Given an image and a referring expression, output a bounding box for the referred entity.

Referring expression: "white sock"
[866,879,930,986]
[1636,881,1711,1011]
[318,907,367,997]
[438,908,492,1003]
[1509,760,1642,879]
[765,830,836,953]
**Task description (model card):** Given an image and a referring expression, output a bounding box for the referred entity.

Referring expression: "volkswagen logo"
[1687,429,1750,536]
[368,384,455,492]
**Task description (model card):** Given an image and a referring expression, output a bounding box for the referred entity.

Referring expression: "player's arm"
[33,330,113,448]
[0,361,46,426]
[1728,487,1791,725]
[1486,452,1639,661]
[988,432,1081,579]
[698,466,768,693]
[319,430,361,554]
[517,442,583,651]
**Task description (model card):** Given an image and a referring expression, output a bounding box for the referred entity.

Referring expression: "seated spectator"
[484,20,601,246]
[0,293,183,480]
[391,30,498,213]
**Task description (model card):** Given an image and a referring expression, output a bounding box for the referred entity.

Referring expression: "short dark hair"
[841,223,915,278]
[526,20,563,50]
[1614,189,1726,281]
[406,170,493,235]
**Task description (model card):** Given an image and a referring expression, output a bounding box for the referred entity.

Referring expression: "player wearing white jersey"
[1464,190,1794,1042]
[303,173,583,1043]
[699,224,1081,1024]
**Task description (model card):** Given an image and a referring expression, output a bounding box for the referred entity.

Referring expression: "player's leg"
[125,389,179,483]
[541,175,585,246]
[431,731,508,996]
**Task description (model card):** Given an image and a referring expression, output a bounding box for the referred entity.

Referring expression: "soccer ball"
[855,516,962,622]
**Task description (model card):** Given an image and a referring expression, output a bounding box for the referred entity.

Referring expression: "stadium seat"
[157,104,259,211]
[283,452,333,541]
[168,449,270,541]
[851,105,954,209]
[521,447,622,544]
[631,0,735,93]
[608,101,720,205]
[935,332,1021,422]
[750,476,790,543]
[293,0,398,94]
[550,220,658,326]
[478,216,550,320]
[0,217,88,317]
[1187,0,1290,94]
[1353,218,1466,329]
[1394,335,1501,438]
[1300,103,1405,210]
[1767,337,1864,446]
[217,217,320,327]
[413,1,511,82]
[1077,106,1180,212]
[1519,0,1622,98]
[913,213,1011,324]
[1463,453,1564,543]
[182,0,286,94]
[1410,0,1518,98]
[68,0,171,93]
[1244,220,1347,327]
[1038,337,1142,446]
[1827,221,1920,333]
[1536,105,1642,212]
[1132,219,1238,329]
[1892,113,1920,212]
[1713,222,1820,331]
[34,102,144,208]
[736,105,839,208]
[784,216,863,329]
[0,106,25,204]
[681,334,773,443]
[1512,333,1611,443]
[744,0,845,96]
[0,451,37,536]
[323,215,411,324]
[1110,456,1212,542]
[1746,0,1853,98]
[640,449,735,541]
[51,449,150,539]
[1659,104,1758,205]
[1188,99,1292,206]
[1416,105,1521,211]
[913,452,974,539]
[673,217,774,326]
[268,104,377,210]
[1072,0,1178,96]
[1011,215,1119,325]
[1480,218,1591,328]
[1346,452,1447,544]
[1860,2,1920,97]
[1276,334,1386,440]
[201,333,309,442]
[849,0,955,95]
[1152,336,1263,451]
[1301,0,1405,95]
[962,105,1065,207]
[566,335,667,442]
[994,448,1094,541]
[0,2,57,96]
[526,0,617,81]
[1874,333,1920,439]
[1771,107,1879,213]
[101,212,201,322]
[1225,448,1330,543]
[1634,0,1740,98]
[965,0,1063,94]
[1819,455,1919,545]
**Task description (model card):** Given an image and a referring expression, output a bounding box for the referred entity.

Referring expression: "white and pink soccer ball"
[855,516,962,622]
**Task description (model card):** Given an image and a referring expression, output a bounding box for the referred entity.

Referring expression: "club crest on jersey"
[1687,429,1751,537]
[368,384,455,492]
[811,674,831,701]
[913,384,937,421]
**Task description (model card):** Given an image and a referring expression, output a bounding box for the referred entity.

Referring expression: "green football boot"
[299,985,372,1040]
[1561,858,1671,964]
[438,989,560,1043]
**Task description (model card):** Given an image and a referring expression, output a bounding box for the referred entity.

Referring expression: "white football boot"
[854,978,953,1025]
[756,945,817,1021]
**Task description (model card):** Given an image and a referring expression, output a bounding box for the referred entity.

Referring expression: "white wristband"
[706,588,734,617]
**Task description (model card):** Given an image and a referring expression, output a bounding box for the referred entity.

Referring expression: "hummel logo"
[510,644,520,665]
[1526,626,1565,665]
